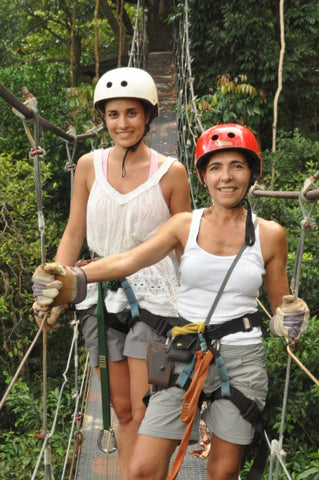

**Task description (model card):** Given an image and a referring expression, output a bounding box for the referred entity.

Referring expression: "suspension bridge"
[0,1,319,479]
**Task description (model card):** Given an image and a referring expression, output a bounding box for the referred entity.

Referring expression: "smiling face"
[202,150,252,208]
[104,98,150,148]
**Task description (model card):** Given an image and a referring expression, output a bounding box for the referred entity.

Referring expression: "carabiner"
[97,427,117,454]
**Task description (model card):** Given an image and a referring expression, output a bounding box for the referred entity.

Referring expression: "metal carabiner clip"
[97,427,117,454]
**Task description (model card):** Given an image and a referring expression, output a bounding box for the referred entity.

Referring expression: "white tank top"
[177,208,265,345]
[80,148,179,316]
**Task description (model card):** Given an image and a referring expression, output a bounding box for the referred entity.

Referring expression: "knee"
[128,458,150,480]
[207,465,240,480]
[112,399,133,425]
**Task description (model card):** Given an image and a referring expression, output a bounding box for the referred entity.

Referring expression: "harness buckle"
[242,400,260,423]
[243,316,253,331]
[210,338,221,351]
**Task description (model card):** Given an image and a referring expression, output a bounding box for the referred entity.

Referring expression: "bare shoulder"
[76,151,94,168]
[258,217,286,239]
[157,153,187,175]
[166,211,193,244]
[258,217,288,263]
[74,151,95,190]
[158,154,191,213]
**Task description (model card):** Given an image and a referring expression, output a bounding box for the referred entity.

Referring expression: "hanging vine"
[271,0,285,185]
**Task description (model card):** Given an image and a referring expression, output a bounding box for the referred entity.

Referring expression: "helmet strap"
[243,199,255,246]
[232,197,255,246]
[121,137,143,178]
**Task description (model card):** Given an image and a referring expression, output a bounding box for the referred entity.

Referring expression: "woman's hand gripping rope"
[269,294,309,346]
[32,262,87,331]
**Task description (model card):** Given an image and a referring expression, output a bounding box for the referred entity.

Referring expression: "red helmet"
[195,123,262,182]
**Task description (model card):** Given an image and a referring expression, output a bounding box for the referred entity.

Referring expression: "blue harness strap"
[213,350,231,398]
[176,355,196,389]
[120,278,140,319]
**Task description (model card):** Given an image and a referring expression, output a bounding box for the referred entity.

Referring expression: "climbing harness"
[165,238,269,480]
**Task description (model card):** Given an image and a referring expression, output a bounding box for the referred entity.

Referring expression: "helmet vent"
[106,82,112,88]
[228,132,235,138]
[212,134,218,140]
[121,81,128,87]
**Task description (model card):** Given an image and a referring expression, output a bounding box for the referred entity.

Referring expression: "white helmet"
[94,67,159,120]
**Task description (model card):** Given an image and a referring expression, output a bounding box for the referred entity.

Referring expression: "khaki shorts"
[139,343,268,445]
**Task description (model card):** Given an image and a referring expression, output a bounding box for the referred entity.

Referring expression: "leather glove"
[32,262,87,307]
[33,303,66,332]
[269,294,309,343]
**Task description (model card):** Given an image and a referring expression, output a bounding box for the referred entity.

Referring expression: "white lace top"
[77,148,179,316]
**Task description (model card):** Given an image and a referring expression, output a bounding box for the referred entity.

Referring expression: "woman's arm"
[83,212,191,282]
[260,219,290,314]
[55,153,93,265]
[32,212,192,306]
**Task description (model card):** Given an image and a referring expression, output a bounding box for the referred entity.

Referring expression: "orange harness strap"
[166,349,214,480]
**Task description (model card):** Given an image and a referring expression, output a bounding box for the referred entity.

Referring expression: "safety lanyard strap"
[205,242,247,325]
[97,282,111,430]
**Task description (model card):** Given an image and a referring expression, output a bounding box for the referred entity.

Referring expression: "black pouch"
[166,334,199,363]
[146,341,173,388]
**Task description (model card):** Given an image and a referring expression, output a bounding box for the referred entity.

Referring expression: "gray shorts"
[139,343,268,445]
[77,306,99,367]
[77,307,166,364]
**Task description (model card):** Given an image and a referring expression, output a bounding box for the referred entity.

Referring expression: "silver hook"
[97,427,117,454]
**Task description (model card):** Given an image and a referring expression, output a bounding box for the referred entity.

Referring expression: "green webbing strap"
[97,282,111,430]
[96,282,117,453]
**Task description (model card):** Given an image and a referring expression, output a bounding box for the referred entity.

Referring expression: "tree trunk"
[146,0,174,52]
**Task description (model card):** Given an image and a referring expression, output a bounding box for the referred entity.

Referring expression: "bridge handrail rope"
[175,0,204,209]
[128,0,147,69]
[261,174,318,479]
[30,318,89,480]
[60,323,90,480]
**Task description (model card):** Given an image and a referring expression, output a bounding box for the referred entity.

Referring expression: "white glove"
[269,294,309,343]
[33,304,66,332]
[32,262,87,307]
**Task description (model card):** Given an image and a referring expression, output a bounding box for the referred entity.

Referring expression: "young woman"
[33,124,308,480]
[34,67,191,479]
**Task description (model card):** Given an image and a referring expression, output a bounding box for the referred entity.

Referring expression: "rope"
[0,314,47,410]
[128,0,146,68]
[291,173,318,298]
[175,0,204,208]
[31,318,87,480]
